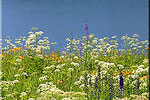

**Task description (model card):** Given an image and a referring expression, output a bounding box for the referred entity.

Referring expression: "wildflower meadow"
[0,24,149,100]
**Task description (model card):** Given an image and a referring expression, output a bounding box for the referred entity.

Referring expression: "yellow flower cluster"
[121,70,132,76]
[140,76,149,80]
[57,80,63,85]
[50,52,63,62]
[8,47,23,53]
[0,53,6,58]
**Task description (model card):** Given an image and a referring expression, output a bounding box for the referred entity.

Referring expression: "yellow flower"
[51,58,55,60]
[0,54,6,58]
[14,47,18,52]
[58,59,63,63]
[146,47,150,50]
[140,76,148,80]
[121,70,132,76]
[50,51,55,56]
[18,47,22,51]
[91,72,96,76]
[45,55,50,58]
[8,49,13,53]
[25,46,28,49]
[104,57,109,60]
[113,73,117,77]
[14,47,22,52]
[34,49,37,53]
[18,56,24,59]
[126,71,131,75]
[40,51,43,54]
[114,51,119,54]
[57,80,63,85]
[55,56,59,60]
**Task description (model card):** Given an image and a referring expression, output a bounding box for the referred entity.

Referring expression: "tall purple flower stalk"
[119,72,124,96]
[109,77,115,99]
[94,76,99,99]
[84,21,89,40]
[79,41,83,68]
[79,41,83,57]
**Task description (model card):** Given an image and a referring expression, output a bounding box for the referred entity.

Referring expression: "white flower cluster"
[39,75,48,81]
[68,68,73,72]
[20,92,27,98]
[136,65,147,74]
[5,37,16,50]
[74,81,81,86]
[25,30,51,52]
[56,64,66,69]
[44,65,55,70]
[71,62,79,67]
[2,80,19,88]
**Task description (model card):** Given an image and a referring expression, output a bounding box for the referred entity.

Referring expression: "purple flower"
[84,21,89,39]
[109,77,115,99]
[119,72,124,95]
[79,41,83,57]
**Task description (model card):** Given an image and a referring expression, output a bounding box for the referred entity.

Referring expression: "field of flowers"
[0,25,149,100]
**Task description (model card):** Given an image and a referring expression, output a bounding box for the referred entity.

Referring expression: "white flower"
[56,65,62,69]
[89,34,95,38]
[29,34,36,40]
[16,58,22,63]
[74,56,79,60]
[131,75,138,79]
[92,40,97,44]
[44,66,53,70]
[21,72,28,76]
[20,92,27,97]
[143,82,147,87]
[39,75,48,81]
[82,36,87,40]
[79,76,84,81]
[38,40,44,44]
[74,81,81,85]
[14,74,20,77]
[98,61,104,65]
[132,34,139,38]
[138,65,145,69]
[71,62,79,67]
[60,56,64,59]
[103,37,109,40]
[101,70,107,75]
[46,82,53,86]
[36,54,44,59]
[66,38,70,41]
[28,98,35,100]
[94,59,99,63]
[68,68,73,72]
[54,69,60,72]
[74,63,79,67]
[112,35,117,38]
[62,98,70,100]
[12,80,19,84]
[142,92,149,97]
[39,31,44,35]
[117,64,124,69]
[79,84,85,89]
[38,83,50,92]
[91,75,96,83]
[51,42,57,45]
[108,63,115,67]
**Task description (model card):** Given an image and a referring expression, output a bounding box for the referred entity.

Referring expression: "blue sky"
[2,0,148,50]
